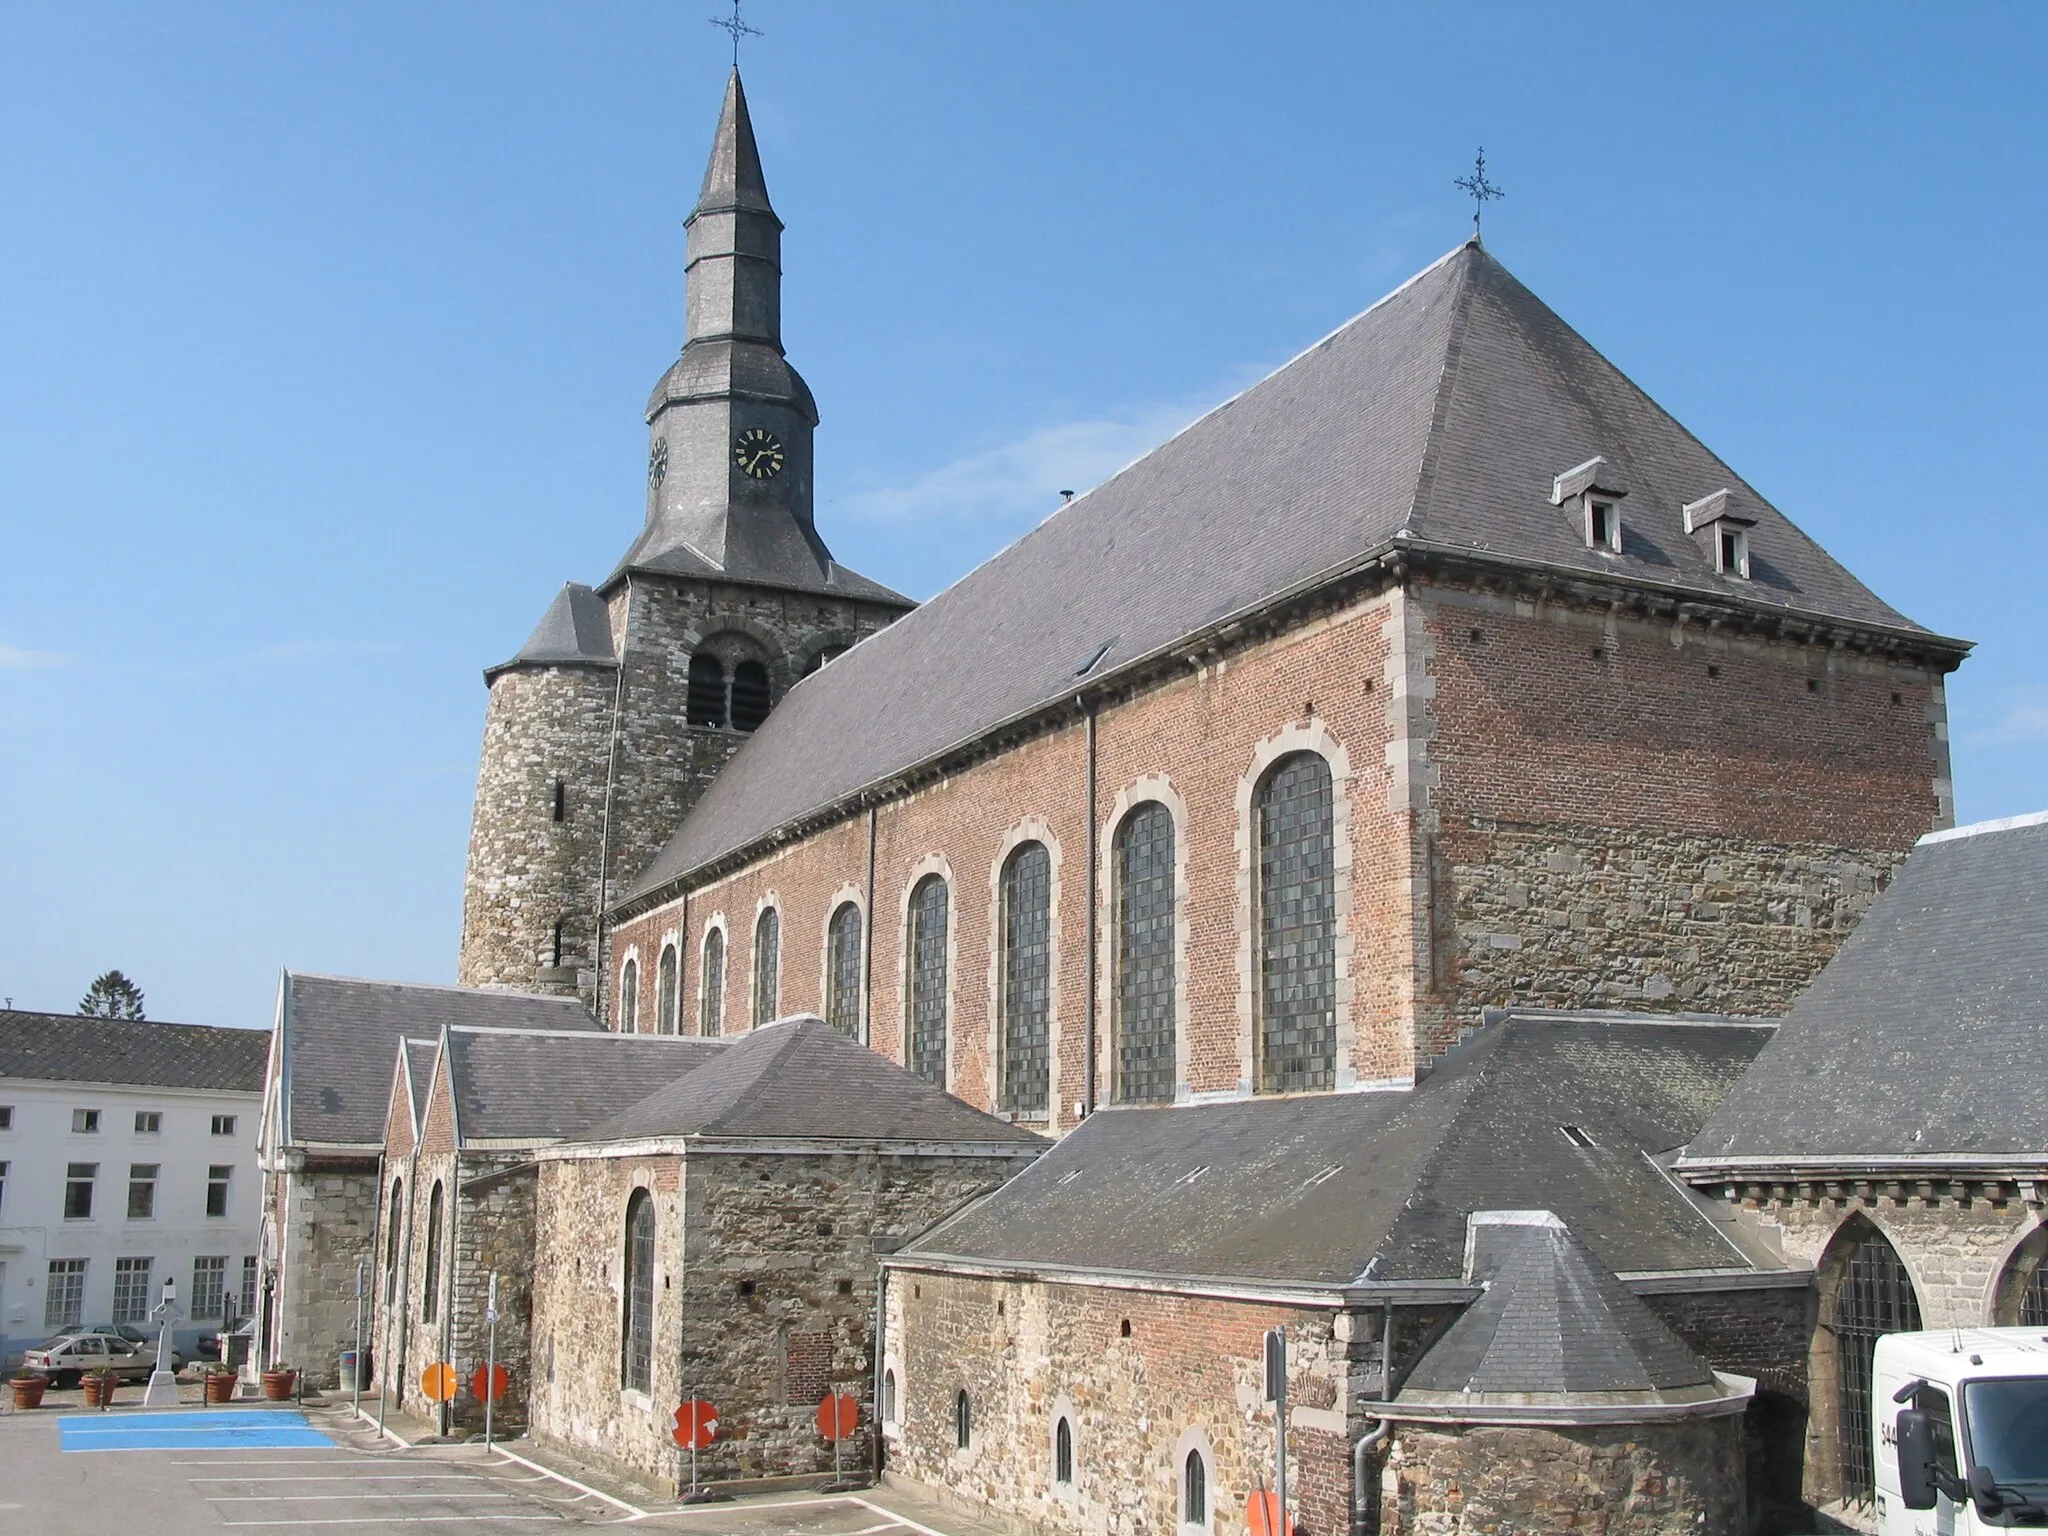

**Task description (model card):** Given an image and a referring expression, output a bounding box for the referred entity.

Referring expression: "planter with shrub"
[9,1372,48,1410]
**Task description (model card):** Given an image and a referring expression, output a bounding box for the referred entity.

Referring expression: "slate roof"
[441,1028,724,1143]
[571,1015,1046,1147]
[1398,1213,1720,1404]
[628,243,1960,898]
[0,1009,268,1094]
[1681,811,2048,1170]
[278,972,598,1150]
[901,1014,1769,1289]
[486,583,616,679]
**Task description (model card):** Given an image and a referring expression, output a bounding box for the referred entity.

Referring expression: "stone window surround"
[896,854,957,1091]
[1049,1393,1081,1502]
[698,915,729,1037]
[1230,721,1356,1099]
[655,936,682,1036]
[817,883,868,1044]
[1095,777,1194,1107]
[986,818,1063,1123]
[616,946,642,1035]
[616,1167,660,1416]
[880,1353,903,1440]
[1174,1424,1216,1536]
[751,893,783,1027]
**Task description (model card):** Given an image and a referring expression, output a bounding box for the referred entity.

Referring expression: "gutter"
[878,1250,1482,1309]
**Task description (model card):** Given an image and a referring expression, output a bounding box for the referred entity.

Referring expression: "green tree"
[78,970,146,1020]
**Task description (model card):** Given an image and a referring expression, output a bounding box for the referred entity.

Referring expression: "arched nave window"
[1254,752,1336,1093]
[908,876,949,1087]
[752,907,780,1026]
[618,958,639,1034]
[1000,842,1052,1114]
[827,904,863,1039]
[699,928,725,1036]
[656,944,679,1034]
[1114,802,1176,1104]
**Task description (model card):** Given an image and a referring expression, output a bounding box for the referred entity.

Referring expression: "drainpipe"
[1082,702,1098,1117]
[870,1263,888,1482]
[1351,1302,1395,1536]
[863,804,878,1046]
[440,1157,459,1437]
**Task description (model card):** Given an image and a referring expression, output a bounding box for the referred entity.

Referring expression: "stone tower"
[458,71,912,1008]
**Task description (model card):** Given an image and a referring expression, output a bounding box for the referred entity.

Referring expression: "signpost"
[482,1273,499,1450]
[352,1262,366,1416]
[816,1392,860,1490]
[673,1398,720,1502]
[143,1275,181,1408]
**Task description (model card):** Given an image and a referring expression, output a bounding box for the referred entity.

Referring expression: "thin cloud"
[1964,699,2048,747]
[839,393,1233,531]
[239,639,405,665]
[0,643,65,668]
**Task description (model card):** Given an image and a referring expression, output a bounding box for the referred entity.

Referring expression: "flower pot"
[260,1370,297,1402]
[9,1376,47,1410]
[205,1373,238,1405]
[82,1375,116,1408]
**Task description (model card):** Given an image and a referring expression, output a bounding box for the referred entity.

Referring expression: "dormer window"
[1683,489,1756,580]
[1551,456,1627,553]
[1717,524,1749,578]
[1587,498,1620,552]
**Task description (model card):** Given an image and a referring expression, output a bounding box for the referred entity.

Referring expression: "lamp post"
[143,1274,182,1407]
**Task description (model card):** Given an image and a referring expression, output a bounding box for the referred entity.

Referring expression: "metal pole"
[484,1272,498,1452]
[352,1262,365,1417]
[1275,1325,1289,1536]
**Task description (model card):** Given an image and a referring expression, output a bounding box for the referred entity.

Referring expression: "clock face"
[648,438,668,490]
[734,427,785,480]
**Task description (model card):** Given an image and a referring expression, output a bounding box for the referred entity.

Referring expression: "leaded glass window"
[1256,752,1336,1093]
[621,1190,654,1393]
[2022,1266,2048,1327]
[1115,803,1177,1104]
[1831,1224,1923,1504]
[1001,843,1052,1114]
[753,907,780,1026]
[618,958,638,1034]
[657,944,679,1034]
[1183,1449,1207,1526]
[827,904,863,1038]
[700,928,725,1036]
[908,877,949,1086]
[421,1182,445,1322]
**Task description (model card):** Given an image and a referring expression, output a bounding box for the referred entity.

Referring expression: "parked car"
[20,1331,180,1388]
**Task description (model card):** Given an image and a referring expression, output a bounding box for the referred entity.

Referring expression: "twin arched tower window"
[687,651,771,731]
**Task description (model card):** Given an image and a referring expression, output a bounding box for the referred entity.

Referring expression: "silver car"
[19,1330,177,1388]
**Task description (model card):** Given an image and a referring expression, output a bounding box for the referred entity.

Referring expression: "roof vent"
[1551,456,1628,553]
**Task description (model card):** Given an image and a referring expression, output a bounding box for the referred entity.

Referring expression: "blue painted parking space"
[58,1408,335,1452]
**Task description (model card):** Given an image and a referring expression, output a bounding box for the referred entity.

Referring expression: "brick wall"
[885,1273,1365,1536]
[607,573,1949,1125]
[528,1147,1032,1490]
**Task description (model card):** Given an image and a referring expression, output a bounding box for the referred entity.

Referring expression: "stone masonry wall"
[277,1157,380,1388]
[1423,584,1950,1050]
[1731,1191,2048,1506]
[460,570,906,1003]
[1379,1417,1745,1536]
[529,1148,1035,1490]
[886,1273,1360,1536]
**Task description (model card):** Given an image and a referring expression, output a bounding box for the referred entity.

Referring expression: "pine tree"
[78,970,146,1020]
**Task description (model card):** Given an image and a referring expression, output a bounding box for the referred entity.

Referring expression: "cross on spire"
[1454,148,1504,242]
[709,0,762,70]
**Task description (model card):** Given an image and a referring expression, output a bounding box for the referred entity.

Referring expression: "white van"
[1875,1328,2048,1533]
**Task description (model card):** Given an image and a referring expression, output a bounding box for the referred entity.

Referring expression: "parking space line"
[190,1475,493,1484]
[207,1493,521,1503]
[217,1524,557,1530]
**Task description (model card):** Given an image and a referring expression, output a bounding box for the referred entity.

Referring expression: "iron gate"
[1832,1231,1923,1504]
[2021,1266,2048,1327]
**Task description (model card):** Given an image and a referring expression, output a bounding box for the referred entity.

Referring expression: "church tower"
[458,71,912,1008]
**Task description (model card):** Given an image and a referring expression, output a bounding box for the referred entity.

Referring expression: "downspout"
[1082,701,1098,1117]
[863,804,878,1047]
[870,1263,888,1482]
[593,590,632,1026]
[1352,1301,1396,1536]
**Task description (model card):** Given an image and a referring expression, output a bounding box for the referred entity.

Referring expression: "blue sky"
[2,4,2042,1029]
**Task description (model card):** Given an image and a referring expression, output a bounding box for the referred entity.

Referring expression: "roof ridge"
[1400,243,1482,540]
[1918,808,2048,845]
[700,1018,813,1133]
[286,969,593,1005]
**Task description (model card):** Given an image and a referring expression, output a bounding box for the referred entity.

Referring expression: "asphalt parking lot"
[0,1403,984,1536]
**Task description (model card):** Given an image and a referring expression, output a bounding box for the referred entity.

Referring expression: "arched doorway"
[1817,1217,1922,1506]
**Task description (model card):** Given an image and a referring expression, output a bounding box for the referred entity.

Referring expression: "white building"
[0,1009,268,1364]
